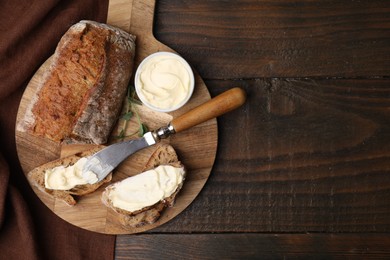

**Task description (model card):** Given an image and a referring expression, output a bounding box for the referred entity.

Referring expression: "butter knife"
[82,87,246,181]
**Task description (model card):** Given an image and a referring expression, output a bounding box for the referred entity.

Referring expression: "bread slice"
[27,146,112,206]
[18,20,136,144]
[101,144,185,227]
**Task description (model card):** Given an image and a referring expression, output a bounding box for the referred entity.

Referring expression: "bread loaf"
[101,144,186,227]
[20,20,136,144]
[27,145,112,206]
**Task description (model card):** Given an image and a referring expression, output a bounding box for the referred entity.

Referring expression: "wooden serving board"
[15,0,217,235]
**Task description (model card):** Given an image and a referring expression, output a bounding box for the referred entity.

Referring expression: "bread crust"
[27,145,112,206]
[21,20,136,144]
[101,144,186,227]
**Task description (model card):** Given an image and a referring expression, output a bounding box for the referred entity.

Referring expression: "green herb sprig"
[115,85,148,140]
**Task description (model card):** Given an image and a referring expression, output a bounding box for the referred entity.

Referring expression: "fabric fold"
[0,0,116,259]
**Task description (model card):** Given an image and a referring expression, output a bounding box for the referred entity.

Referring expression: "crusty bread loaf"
[27,146,112,206]
[101,144,186,227]
[20,20,136,144]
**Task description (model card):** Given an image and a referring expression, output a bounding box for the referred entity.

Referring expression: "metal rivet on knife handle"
[170,87,246,134]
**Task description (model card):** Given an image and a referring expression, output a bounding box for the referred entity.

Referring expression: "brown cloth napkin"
[0,0,116,259]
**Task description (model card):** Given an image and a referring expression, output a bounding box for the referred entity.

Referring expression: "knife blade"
[82,87,246,181]
[82,132,157,182]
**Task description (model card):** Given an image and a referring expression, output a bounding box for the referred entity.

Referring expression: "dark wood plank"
[142,78,390,233]
[154,0,390,78]
[115,233,390,259]
[115,1,390,258]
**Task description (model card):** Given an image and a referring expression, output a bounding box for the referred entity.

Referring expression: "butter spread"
[108,165,185,212]
[44,157,98,190]
[136,53,193,110]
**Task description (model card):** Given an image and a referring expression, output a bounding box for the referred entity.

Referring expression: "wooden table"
[113,0,390,258]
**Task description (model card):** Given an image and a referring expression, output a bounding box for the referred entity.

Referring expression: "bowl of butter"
[134,51,195,112]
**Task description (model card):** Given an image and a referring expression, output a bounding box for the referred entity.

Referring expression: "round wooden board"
[15,0,217,235]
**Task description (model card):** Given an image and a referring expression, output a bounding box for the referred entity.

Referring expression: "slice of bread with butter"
[27,145,112,206]
[101,144,186,227]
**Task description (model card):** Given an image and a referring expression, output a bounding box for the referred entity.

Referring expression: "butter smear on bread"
[44,157,98,190]
[107,165,185,212]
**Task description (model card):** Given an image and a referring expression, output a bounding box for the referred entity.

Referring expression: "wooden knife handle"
[171,87,246,133]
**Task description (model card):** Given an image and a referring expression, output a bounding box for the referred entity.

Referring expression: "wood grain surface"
[15,0,218,235]
[155,0,390,79]
[113,0,389,258]
[116,233,390,259]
